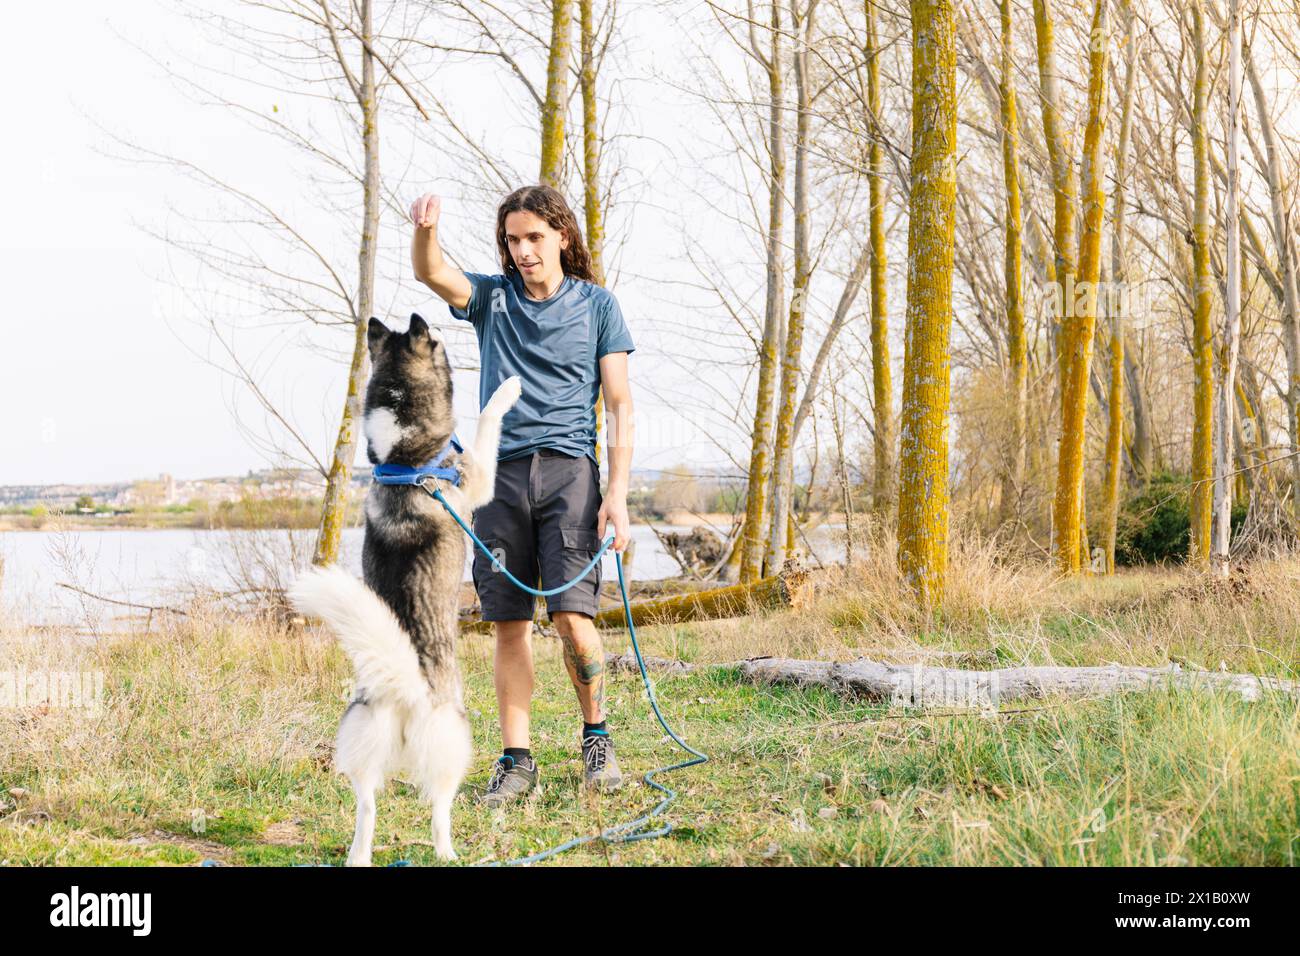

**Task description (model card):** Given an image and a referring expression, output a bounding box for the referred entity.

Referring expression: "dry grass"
[665,529,1300,680]
[1,535,1296,865]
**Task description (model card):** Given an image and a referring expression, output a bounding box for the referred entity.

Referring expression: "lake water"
[0,523,847,626]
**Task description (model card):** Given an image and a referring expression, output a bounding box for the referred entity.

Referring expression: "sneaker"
[478,754,538,807]
[581,733,623,792]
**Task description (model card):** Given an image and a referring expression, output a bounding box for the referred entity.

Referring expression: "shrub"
[1115,472,1246,566]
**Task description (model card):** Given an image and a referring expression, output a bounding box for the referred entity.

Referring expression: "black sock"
[503,747,533,767]
[583,721,608,737]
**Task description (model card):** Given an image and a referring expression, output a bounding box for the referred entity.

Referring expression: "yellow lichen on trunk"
[1049,0,1106,574]
[1102,0,1137,574]
[1032,0,1077,381]
[897,0,957,605]
[579,0,603,285]
[737,3,786,584]
[539,0,573,188]
[314,315,370,566]
[1189,0,1214,566]
[579,0,606,466]
[314,0,379,568]
[867,0,894,516]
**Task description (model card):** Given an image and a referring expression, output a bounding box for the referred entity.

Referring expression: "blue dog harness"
[370,433,464,487]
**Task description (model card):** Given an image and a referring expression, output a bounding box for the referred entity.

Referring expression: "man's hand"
[597,493,632,553]
[410,193,471,309]
[410,193,442,230]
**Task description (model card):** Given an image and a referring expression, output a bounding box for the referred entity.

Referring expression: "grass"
[2,542,1298,866]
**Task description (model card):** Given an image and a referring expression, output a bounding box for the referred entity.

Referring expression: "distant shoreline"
[0,510,849,533]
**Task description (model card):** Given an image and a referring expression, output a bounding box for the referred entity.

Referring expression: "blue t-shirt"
[449,270,635,462]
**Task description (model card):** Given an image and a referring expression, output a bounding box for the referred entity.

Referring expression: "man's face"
[504,210,568,283]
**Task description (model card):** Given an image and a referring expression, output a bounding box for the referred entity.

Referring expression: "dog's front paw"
[485,375,522,414]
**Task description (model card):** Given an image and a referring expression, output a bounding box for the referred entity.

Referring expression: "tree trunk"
[1213,0,1242,578]
[997,0,1026,530]
[1049,0,1106,573]
[1123,328,1154,486]
[1102,0,1137,573]
[313,0,378,568]
[791,243,871,446]
[539,0,573,188]
[737,3,786,584]
[1240,364,1274,492]
[579,0,607,468]
[767,0,817,572]
[866,0,895,517]
[1101,304,1123,573]
[1189,1,1214,567]
[1244,43,1300,499]
[579,0,604,285]
[1032,0,1077,391]
[897,0,957,605]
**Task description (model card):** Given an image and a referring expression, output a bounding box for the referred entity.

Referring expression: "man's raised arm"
[410,194,473,311]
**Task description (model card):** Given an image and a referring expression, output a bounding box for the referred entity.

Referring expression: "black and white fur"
[289,313,520,865]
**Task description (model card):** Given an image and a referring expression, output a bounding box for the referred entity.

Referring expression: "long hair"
[495,184,595,282]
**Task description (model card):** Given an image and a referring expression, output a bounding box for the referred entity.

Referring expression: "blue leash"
[421,480,709,865]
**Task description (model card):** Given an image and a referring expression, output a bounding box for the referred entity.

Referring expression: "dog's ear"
[366,317,389,355]
[407,313,433,354]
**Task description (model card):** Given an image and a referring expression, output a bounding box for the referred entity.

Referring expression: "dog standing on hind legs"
[289,313,521,865]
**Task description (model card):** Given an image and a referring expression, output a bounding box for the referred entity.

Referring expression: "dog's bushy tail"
[288,565,430,712]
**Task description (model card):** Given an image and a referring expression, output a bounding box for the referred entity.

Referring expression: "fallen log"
[606,652,697,674]
[739,657,1300,707]
[602,653,1300,709]
[457,564,816,636]
[590,563,818,630]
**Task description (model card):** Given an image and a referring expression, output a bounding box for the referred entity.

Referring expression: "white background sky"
[2,0,780,488]
[9,2,1297,494]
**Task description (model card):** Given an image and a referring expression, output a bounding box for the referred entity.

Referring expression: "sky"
[1,0,765,488]
[8,2,1297,493]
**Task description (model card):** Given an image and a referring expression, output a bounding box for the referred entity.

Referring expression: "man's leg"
[536,452,621,790]
[537,453,607,719]
[551,611,605,722]
[552,610,622,791]
[493,619,535,747]
[480,619,541,806]
[470,455,542,805]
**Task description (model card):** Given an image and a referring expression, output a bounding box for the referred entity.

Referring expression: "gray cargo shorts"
[470,447,604,622]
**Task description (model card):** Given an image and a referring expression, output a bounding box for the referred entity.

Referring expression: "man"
[409,184,635,806]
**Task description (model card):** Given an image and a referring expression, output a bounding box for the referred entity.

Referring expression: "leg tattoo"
[561,634,606,717]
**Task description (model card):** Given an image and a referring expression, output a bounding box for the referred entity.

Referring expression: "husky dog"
[289,313,521,865]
